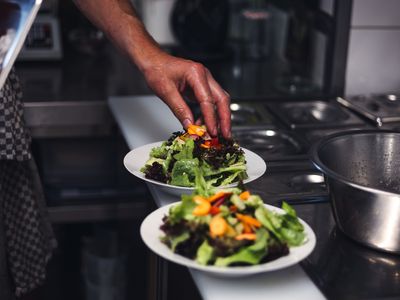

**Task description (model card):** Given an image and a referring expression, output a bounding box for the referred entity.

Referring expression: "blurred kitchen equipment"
[18,0,62,60]
[170,0,230,54]
[0,0,41,89]
[67,28,105,56]
[275,3,315,95]
[19,14,62,60]
[310,130,400,253]
[240,4,271,59]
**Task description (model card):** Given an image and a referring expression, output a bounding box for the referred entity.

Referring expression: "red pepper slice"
[229,205,237,212]
[209,137,221,149]
[210,206,221,215]
[213,195,227,208]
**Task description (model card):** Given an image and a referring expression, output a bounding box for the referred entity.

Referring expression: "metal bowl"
[310,130,400,253]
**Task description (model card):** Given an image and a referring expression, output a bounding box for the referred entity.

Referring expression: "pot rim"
[309,129,400,197]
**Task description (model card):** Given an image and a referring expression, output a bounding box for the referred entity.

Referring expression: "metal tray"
[245,162,328,204]
[191,101,275,128]
[337,95,400,127]
[266,100,365,129]
[232,126,308,162]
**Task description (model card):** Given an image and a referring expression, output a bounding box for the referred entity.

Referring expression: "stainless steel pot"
[310,130,400,253]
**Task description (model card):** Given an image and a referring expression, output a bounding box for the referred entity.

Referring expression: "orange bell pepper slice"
[239,191,251,200]
[235,233,257,241]
[187,125,206,136]
[192,196,211,216]
[236,213,261,228]
[242,221,253,234]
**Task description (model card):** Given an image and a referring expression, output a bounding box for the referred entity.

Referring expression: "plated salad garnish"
[159,185,306,267]
[140,125,248,188]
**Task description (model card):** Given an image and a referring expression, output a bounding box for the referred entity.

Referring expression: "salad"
[140,125,248,188]
[159,185,306,267]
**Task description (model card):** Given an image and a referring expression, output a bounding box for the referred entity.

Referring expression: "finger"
[205,69,231,138]
[186,64,218,136]
[159,84,194,130]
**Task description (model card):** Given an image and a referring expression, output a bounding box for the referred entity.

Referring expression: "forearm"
[73,0,165,72]
[74,0,231,138]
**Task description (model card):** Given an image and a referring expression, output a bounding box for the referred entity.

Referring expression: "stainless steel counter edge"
[23,101,115,137]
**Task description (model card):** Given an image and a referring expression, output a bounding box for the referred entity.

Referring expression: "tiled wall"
[345,0,400,95]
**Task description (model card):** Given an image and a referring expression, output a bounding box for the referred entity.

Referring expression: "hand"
[72,0,230,137]
[142,53,231,138]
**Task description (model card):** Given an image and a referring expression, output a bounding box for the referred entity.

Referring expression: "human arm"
[73,0,231,138]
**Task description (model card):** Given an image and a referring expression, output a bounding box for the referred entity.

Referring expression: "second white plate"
[140,202,316,277]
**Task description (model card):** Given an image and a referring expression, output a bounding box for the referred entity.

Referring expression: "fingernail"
[183,118,192,129]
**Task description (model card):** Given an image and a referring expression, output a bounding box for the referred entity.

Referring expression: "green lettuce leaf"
[173,138,194,161]
[170,158,199,187]
[168,194,197,223]
[150,142,168,159]
[169,231,190,252]
[196,240,214,265]
[280,227,305,247]
[214,229,269,267]
[255,204,306,247]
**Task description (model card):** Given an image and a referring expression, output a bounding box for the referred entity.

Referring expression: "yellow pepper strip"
[187,124,206,136]
[209,216,228,238]
[239,190,251,200]
[235,233,257,241]
[225,224,237,237]
[192,196,211,216]
[236,213,262,228]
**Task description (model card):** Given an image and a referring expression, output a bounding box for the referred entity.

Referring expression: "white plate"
[124,142,266,196]
[140,202,316,277]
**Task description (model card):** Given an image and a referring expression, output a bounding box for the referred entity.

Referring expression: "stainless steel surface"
[192,102,274,128]
[232,127,307,161]
[229,102,272,126]
[24,101,114,137]
[299,126,371,145]
[246,168,327,203]
[303,224,400,299]
[0,0,41,89]
[337,95,400,127]
[310,130,400,253]
[268,100,364,129]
